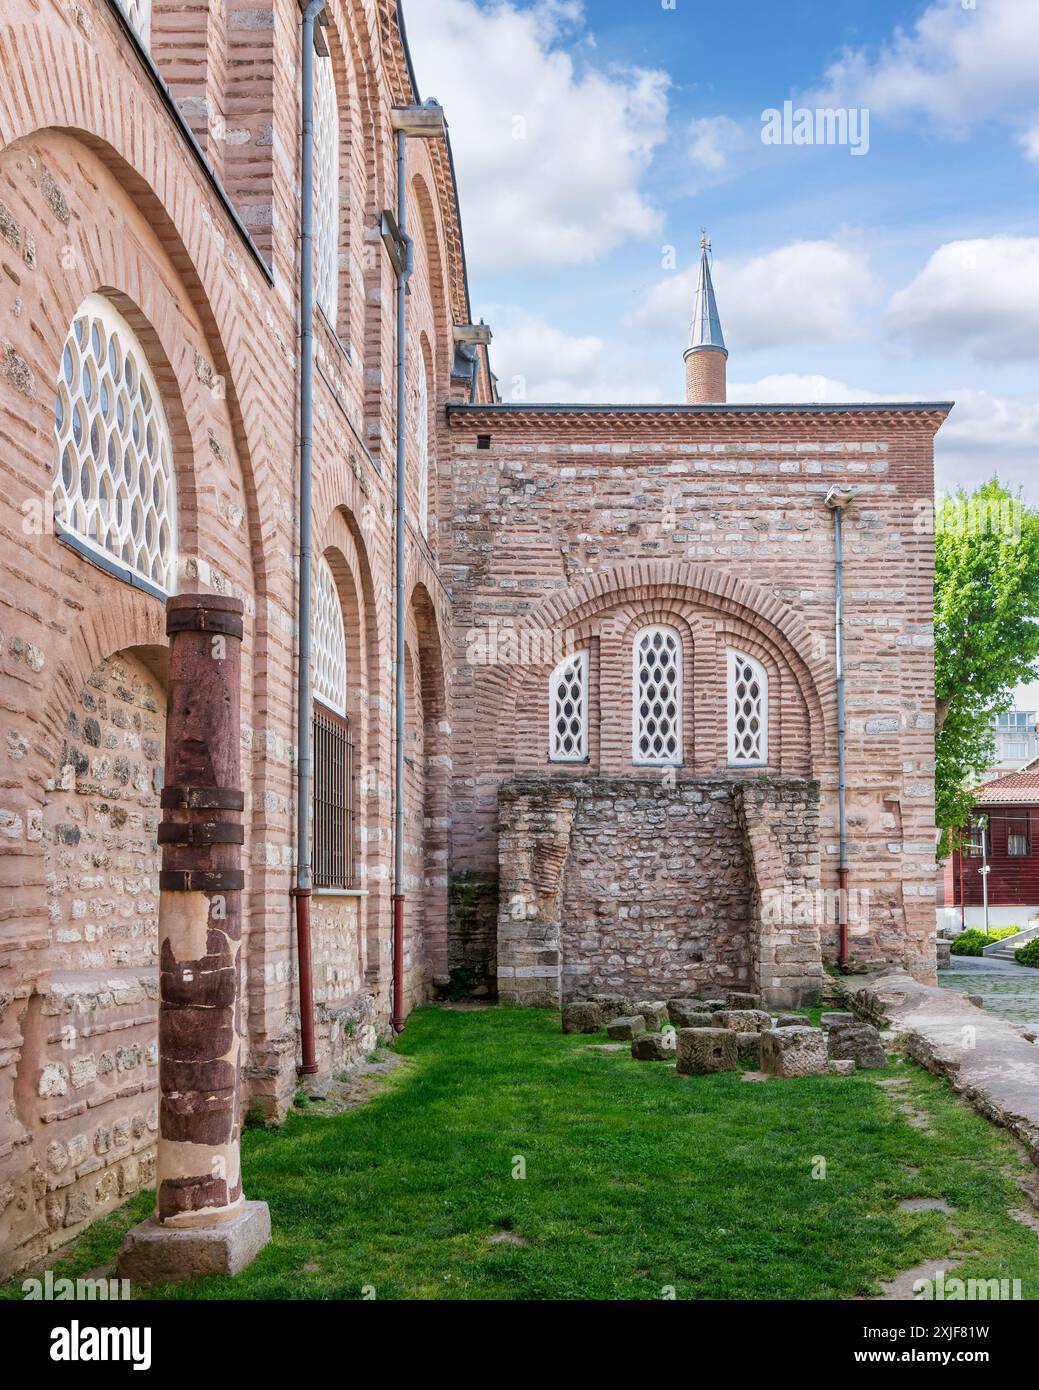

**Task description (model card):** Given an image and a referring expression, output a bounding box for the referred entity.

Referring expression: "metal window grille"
[313,703,355,889]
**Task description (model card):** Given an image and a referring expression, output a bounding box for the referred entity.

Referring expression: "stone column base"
[117,1200,271,1286]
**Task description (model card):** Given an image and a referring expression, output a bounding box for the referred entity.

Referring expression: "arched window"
[121,0,152,45]
[416,353,430,536]
[53,294,175,595]
[727,650,768,766]
[549,649,588,762]
[313,556,347,714]
[632,625,682,765]
[313,53,340,324]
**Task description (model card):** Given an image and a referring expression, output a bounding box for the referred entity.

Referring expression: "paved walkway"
[938,955,1039,1028]
[845,970,1039,1166]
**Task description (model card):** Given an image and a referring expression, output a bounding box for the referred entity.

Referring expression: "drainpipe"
[391,127,413,1033]
[293,0,327,1076]
[386,102,447,1033]
[825,486,854,971]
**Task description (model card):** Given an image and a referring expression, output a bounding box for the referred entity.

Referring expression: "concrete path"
[938,955,1039,1028]
[843,970,1039,1166]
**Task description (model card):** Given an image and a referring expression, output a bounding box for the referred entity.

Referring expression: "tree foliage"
[934,479,1039,852]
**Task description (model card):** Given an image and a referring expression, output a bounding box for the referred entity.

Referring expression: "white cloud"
[687,116,746,172]
[1016,122,1039,164]
[814,0,1039,137]
[731,373,1039,497]
[489,309,664,403]
[634,240,879,351]
[404,0,669,271]
[886,237,1039,362]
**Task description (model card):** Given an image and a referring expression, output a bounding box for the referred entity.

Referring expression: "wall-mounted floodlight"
[825,485,856,510]
[390,101,448,139]
[453,323,493,346]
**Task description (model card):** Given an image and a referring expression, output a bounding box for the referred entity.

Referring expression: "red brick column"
[118,594,270,1282]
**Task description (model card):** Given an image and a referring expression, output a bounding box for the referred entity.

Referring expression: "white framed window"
[416,353,430,537]
[549,649,588,762]
[632,626,682,765]
[313,54,340,324]
[313,556,347,715]
[727,649,768,766]
[53,294,175,594]
[121,0,152,46]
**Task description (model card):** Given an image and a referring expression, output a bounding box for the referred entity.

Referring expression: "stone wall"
[2,651,164,1271]
[496,776,822,1008]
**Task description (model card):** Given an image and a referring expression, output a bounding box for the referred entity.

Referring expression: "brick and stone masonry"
[0,0,948,1273]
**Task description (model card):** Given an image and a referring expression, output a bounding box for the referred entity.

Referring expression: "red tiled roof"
[974,771,1039,804]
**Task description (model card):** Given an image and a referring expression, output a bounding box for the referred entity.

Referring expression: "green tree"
[934,479,1039,853]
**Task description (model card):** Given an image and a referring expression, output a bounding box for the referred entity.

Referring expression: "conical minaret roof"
[686,231,727,358]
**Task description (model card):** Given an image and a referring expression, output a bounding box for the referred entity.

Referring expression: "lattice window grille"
[313,557,347,715]
[728,650,768,766]
[122,0,152,45]
[549,649,588,762]
[314,54,340,324]
[632,626,682,765]
[53,294,175,593]
[416,353,430,537]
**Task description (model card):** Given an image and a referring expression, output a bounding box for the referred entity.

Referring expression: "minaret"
[684,230,727,403]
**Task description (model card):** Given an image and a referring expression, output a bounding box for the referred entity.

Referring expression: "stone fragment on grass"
[736,1031,761,1066]
[726,992,762,1010]
[821,1011,855,1030]
[775,1014,807,1028]
[562,1001,602,1034]
[591,994,635,1022]
[676,1027,738,1075]
[606,1014,646,1041]
[760,1026,828,1078]
[631,1032,674,1061]
[827,1022,887,1069]
[634,1000,668,1030]
[715,1008,772,1033]
[668,999,713,1028]
[827,1059,856,1075]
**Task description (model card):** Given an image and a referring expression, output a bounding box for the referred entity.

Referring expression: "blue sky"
[405,0,1039,507]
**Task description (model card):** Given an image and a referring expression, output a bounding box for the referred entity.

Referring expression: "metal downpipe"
[392,127,414,1033]
[294,0,326,1076]
[832,501,850,971]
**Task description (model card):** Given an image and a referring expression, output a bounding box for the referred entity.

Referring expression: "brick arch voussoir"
[0,23,276,599]
[529,563,829,753]
[37,585,169,788]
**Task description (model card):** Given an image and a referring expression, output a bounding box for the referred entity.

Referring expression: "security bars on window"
[313,53,339,324]
[633,626,682,765]
[728,649,768,766]
[53,294,175,593]
[416,353,430,536]
[313,704,355,890]
[549,649,588,761]
[313,557,347,715]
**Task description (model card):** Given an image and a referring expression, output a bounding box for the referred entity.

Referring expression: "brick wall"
[446,407,944,991]
[0,0,465,1274]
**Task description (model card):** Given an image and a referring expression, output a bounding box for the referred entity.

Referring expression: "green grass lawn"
[6,1005,1039,1300]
